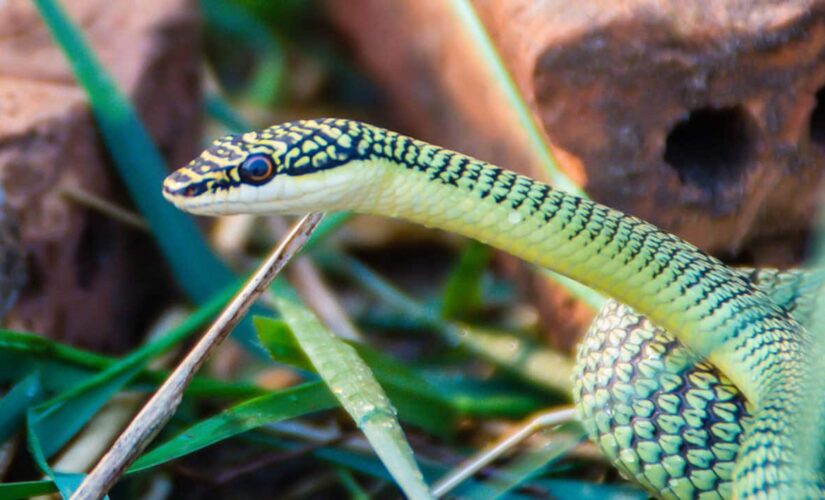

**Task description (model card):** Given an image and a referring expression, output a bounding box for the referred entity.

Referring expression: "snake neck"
[343,140,802,395]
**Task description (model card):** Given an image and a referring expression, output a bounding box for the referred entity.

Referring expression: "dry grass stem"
[60,186,150,232]
[431,406,577,497]
[69,212,325,500]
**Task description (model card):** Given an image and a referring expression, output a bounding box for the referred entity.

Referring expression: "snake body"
[577,268,825,498]
[163,118,820,498]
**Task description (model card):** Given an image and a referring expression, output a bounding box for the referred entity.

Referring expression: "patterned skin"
[577,299,747,499]
[163,118,821,498]
[576,269,825,499]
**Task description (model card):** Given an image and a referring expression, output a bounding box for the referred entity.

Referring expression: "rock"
[327,0,825,349]
[475,0,825,257]
[0,0,200,351]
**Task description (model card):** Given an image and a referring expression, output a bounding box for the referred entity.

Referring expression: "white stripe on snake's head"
[163,118,376,216]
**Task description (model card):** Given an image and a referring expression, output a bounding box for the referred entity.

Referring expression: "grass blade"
[25,284,232,459]
[130,382,336,472]
[0,327,264,402]
[201,0,285,104]
[447,0,581,196]
[441,241,490,319]
[335,468,370,500]
[0,371,43,443]
[269,281,434,499]
[0,480,57,498]
[26,407,85,499]
[256,316,457,437]
[32,0,236,305]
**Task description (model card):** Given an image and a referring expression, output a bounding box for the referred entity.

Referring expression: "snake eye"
[240,154,275,184]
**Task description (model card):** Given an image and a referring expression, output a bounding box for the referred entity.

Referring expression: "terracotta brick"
[0,0,201,350]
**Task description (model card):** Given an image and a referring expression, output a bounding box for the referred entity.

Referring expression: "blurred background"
[0,0,823,498]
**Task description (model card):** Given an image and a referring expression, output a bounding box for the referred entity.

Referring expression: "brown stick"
[70,212,325,500]
[60,186,150,232]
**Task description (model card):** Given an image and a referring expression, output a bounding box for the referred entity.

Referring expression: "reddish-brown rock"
[475,0,825,256]
[0,0,201,350]
[327,0,825,349]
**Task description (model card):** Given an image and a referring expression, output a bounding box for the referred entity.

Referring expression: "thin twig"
[70,212,325,500]
[60,186,150,232]
[267,217,363,341]
[431,406,577,497]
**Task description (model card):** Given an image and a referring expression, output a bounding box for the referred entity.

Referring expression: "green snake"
[162,118,821,498]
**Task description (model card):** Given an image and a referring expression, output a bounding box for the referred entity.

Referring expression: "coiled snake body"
[163,118,822,498]
[577,269,825,498]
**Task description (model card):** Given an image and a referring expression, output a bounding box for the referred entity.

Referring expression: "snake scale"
[162,118,822,498]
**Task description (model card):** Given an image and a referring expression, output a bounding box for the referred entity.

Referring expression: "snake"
[162,117,822,498]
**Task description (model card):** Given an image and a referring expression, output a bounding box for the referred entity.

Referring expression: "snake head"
[163,118,371,216]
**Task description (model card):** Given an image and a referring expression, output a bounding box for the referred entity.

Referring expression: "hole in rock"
[809,87,825,150]
[664,106,753,189]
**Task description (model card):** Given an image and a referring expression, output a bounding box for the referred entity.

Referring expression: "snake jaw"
[162,167,334,216]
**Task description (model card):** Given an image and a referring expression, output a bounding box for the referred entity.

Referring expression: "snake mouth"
[161,172,224,214]
[161,170,309,216]
[162,190,233,216]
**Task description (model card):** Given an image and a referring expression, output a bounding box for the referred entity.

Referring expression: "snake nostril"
[170,170,192,183]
